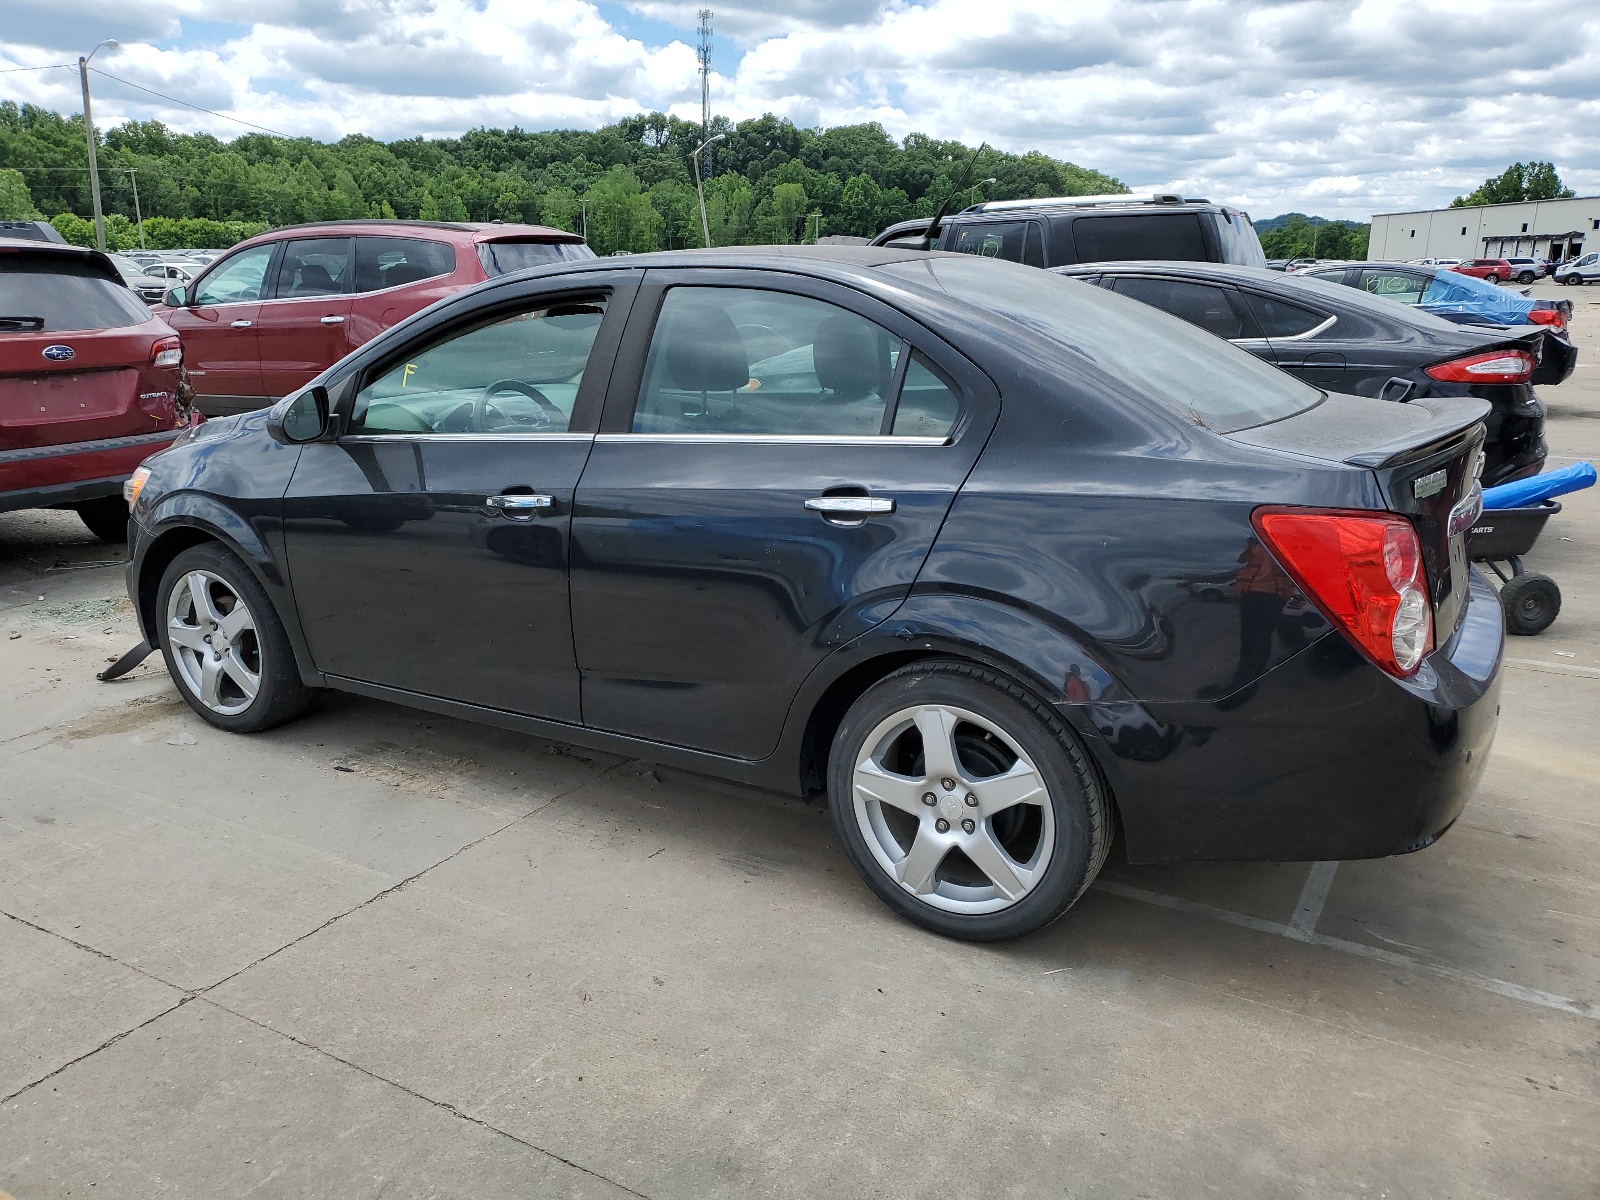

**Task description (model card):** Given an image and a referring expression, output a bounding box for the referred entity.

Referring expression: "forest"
[0,102,1125,253]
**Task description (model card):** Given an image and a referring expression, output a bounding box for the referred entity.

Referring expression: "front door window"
[351,300,607,435]
[192,245,275,306]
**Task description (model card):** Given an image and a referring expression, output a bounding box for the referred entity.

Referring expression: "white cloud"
[2,0,1596,219]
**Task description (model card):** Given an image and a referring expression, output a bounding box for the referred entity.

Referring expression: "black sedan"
[1057,261,1560,486]
[122,248,1502,942]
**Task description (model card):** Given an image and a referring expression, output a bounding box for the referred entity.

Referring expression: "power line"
[0,63,71,74]
[87,67,292,139]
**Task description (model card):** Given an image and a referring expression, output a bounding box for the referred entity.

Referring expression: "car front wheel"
[1518,271,1536,284]
[828,659,1112,941]
[156,542,317,732]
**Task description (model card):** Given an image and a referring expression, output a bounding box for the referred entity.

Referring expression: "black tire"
[75,495,130,542]
[1500,572,1561,636]
[156,542,317,732]
[827,659,1112,942]
[1517,271,1536,284]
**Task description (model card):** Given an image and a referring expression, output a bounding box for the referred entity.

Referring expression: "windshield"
[476,240,595,276]
[0,254,151,332]
[880,255,1321,433]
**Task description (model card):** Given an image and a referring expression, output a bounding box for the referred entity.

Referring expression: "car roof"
[232,219,582,245]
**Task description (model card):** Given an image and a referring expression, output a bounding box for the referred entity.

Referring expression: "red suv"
[159,220,591,415]
[1,238,186,540]
[1454,258,1512,283]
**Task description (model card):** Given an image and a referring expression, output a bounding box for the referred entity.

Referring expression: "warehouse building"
[1369,194,1600,263]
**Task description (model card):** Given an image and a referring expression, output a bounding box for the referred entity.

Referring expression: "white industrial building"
[1369,194,1600,263]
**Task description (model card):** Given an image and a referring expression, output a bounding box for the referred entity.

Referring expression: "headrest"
[813,315,885,401]
[657,301,749,392]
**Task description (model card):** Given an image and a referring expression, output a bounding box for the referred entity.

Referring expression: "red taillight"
[1252,508,1433,678]
[151,336,182,369]
[1525,309,1566,331]
[1424,349,1533,385]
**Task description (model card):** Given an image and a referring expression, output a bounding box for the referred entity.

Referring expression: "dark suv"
[870,194,1266,269]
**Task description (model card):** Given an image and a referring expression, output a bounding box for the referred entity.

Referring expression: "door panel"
[258,237,355,400]
[167,243,277,410]
[569,272,998,759]
[281,282,633,723]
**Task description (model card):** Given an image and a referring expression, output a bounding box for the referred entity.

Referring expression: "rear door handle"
[486,493,554,518]
[230,319,253,329]
[320,315,346,325]
[804,495,896,519]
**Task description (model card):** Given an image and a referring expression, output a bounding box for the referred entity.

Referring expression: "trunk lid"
[1230,394,1487,638]
[0,326,168,451]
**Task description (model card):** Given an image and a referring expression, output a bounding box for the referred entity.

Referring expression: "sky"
[2,0,1597,221]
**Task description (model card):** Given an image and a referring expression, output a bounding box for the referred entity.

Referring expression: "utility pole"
[579,198,588,243]
[692,133,725,248]
[808,212,821,243]
[77,41,118,252]
[126,168,145,249]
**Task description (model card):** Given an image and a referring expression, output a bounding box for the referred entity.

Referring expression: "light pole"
[579,198,588,242]
[692,132,726,248]
[968,177,997,209]
[78,40,119,252]
[125,168,145,249]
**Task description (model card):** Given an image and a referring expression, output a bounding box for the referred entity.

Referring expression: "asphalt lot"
[3,281,1598,1198]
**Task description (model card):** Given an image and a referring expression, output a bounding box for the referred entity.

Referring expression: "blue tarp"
[1481,461,1596,510]
[1420,271,1542,326]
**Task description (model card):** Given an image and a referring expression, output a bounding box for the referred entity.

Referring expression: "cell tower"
[697,9,713,138]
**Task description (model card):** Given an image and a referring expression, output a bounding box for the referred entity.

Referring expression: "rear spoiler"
[1344,398,1491,468]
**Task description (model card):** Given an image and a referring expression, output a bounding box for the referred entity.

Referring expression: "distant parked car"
[1554,252,1598,285]
[1057,261,1559,485]
[0,220,68,244]
[1454,259,1512,283]
[1265,259,1289,271]
[111,256,170,304]
[869,193,1267,268]
[159,219,594,415]
[1504,257,1549,284]
[1303,261,1573,335]
[0,237,187,539]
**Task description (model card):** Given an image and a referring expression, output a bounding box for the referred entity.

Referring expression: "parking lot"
[2,281,1597,1197]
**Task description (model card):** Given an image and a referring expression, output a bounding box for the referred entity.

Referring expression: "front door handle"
[486,493,554,518]
[230,319,253,329]
[804,495,896,520]
[320,315,346,325]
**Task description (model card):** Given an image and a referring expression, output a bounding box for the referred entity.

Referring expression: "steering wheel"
[471,379,563,432]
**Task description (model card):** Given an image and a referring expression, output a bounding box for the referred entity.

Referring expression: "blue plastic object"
[1420,271,1544,326]
[1481,461,1596,510]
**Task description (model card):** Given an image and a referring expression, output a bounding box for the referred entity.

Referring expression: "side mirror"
[163,286,187,307]
[270,385,330,444]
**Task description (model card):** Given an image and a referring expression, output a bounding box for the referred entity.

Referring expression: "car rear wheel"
[156,543,316,732]
[828,659,1111,941]
[74,496,129,543]
[1517,271,1536,284]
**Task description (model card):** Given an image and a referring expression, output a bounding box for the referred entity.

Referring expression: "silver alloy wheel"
[165,569,261,717]
[852,704,1056,914]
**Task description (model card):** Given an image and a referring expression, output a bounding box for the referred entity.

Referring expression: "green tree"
[584,165,663,254]
[0,167,41,218]
[1452,162,1575,207]
[838,173,883,237]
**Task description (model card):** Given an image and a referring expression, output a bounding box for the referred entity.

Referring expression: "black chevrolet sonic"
[122,247,1503,942]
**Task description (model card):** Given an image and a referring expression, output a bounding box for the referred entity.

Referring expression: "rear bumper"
[0,429,176,513]
[1077,566,1503,864]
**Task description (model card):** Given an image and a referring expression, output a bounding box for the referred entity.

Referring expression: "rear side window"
[1357,269,1428,305]
[1241,293,1327,338]
[1108,277,1252,339]
[476,241,594,276]
[0,254,150,332]
[354,237,455,293]
[1072,213,1208,263]
[946,221,1041,265]
[274,238,352,298]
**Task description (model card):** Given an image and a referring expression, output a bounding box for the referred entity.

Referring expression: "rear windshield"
[1071,213,1209,263]
[0,253,151,332]
[880,255,1321,433]
[476,240,595,276]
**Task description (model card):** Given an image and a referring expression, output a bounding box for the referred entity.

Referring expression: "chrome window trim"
[338,431,594,443]
[1261,312,1337,342]
[594,433,952,446]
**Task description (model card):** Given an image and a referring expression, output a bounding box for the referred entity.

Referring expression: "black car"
[869,193,1267,268]
[121,248,1501,942]
[1057,262,1557,486]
